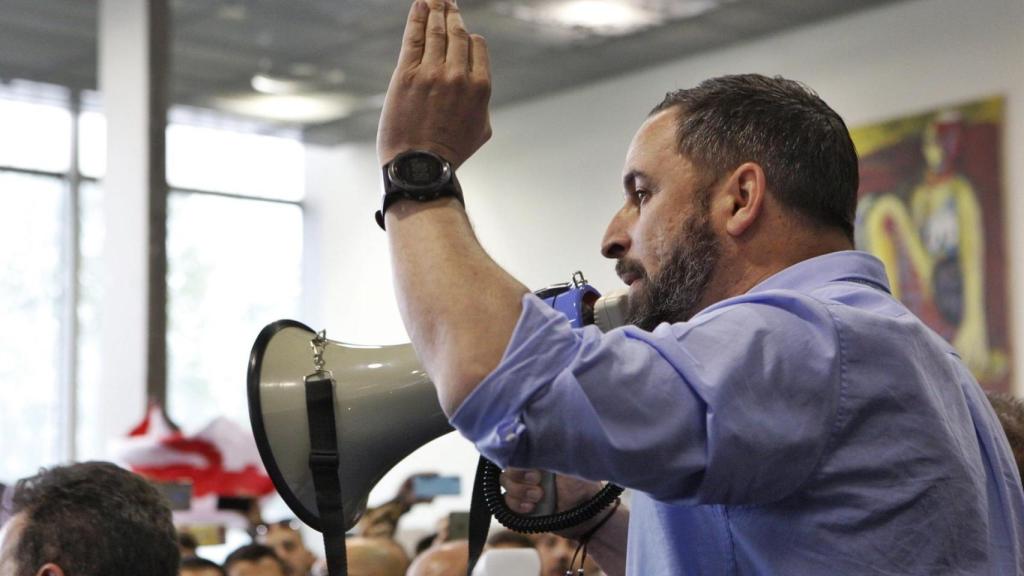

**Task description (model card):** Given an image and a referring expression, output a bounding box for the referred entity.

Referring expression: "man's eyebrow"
[622,169,651,190]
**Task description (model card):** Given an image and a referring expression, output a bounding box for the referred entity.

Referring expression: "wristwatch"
[375,150,465,230]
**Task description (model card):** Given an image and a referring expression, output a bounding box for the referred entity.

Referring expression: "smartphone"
[413,475,461,498]
[447,511,470,541]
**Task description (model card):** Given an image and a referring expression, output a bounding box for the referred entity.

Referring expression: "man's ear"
[722,162,767,238]
[35,564,66,576]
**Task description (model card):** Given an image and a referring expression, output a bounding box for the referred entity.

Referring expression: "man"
[0,461,179,576]
[375,1,1024,574]
[180,556,226,576]
[406,540,467,576]
[345,537,409,576]
[529,533,603,576]
[223,544,287,576]
[257,520,315,576]
[987,392,1024,479]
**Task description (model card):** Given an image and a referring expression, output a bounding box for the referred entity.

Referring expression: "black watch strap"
[375,151,465,230]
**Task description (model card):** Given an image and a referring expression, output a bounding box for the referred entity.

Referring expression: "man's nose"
[601,208,632,259]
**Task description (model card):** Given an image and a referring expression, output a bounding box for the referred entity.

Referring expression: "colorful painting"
[851,97,1012,393]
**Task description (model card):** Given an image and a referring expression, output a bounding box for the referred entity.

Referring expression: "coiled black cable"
[476,456,624,534]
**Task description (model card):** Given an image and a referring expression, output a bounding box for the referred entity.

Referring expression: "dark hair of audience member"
[986,392,1024,479]
[486,529,535,549]
[414,533,437,556]
[224,543,289,574]
[181,555,227,576]
[178,531,200,556]
[10,461,179,576]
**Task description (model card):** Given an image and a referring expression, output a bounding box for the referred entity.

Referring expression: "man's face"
[530,533,573,576]
[602,109,722,329]
[226,558,287,576]
[261,525,313,576]
[0,513,25,576]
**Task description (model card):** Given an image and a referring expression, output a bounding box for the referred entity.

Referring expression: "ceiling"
[0,0,908,145]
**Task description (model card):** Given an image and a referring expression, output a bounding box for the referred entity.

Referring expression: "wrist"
[376,150,464,230]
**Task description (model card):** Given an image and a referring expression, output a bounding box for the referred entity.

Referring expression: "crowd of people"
[0,460,604,576]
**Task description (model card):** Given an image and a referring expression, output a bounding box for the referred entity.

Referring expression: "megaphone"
[247,320,449,532]
[248,274,629,575]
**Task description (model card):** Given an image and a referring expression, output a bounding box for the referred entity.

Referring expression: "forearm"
[580,505,629,576]
[386,198,529,415]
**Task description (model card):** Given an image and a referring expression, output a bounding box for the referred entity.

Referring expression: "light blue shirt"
[451,251,1024,575]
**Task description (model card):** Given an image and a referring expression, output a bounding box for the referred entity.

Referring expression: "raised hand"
[377,0,492,170]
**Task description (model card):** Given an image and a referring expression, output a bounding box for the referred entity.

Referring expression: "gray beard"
[625,208,720,331]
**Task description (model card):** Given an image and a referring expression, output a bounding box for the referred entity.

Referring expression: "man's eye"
[635,189,651,206]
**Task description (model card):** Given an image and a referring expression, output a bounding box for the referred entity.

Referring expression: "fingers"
[445,3,470,71]
[469,34,490,82]
[501,469,544,514]
[422,0,448,64]
[397,0,429,68]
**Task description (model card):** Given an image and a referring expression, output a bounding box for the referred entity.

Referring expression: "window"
[0,85,306,482]
[166,192,303,430]
[0,172,70,480]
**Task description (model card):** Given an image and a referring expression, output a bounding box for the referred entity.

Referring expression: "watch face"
[393,152,448,189]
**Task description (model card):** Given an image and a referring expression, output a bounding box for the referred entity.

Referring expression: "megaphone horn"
[247,320,451,532]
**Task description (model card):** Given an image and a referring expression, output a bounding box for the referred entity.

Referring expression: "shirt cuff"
[449,292,578,468]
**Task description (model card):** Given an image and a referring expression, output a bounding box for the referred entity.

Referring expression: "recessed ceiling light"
[550,0,657,32]
[251,70,346,95]
[214,92,363,124]
[501,0,724,37]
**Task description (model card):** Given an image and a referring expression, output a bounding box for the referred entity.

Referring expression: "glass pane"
[76,181,105,460]
[166,125,304,201]
[166,193,303,432]
[0,172,67,482]
[78,111,107,180]
[0,99,72,173]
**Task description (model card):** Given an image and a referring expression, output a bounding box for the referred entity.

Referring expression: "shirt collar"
[747,250,891,295]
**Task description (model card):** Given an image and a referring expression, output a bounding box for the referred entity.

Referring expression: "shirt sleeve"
[450,291,843,506]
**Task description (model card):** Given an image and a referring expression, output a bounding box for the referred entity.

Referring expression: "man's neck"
[702,227,853,310]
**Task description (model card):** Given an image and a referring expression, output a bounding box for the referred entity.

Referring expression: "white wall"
[305,0,1024,531]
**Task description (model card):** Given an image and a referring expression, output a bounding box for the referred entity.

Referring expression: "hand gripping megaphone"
[248,273,629,576]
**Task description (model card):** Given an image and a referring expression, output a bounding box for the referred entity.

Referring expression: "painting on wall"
[851,96,1012,393]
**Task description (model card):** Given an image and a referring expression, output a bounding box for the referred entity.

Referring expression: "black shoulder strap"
[306,372,348,576]
[466,457,492,576]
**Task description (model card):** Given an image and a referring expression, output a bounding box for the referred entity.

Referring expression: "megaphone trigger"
[532,471,558,516]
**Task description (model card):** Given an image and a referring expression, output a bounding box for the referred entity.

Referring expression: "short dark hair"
[486,529,535,549]
[10,461,179,576]
[224,544,289,575]
[180,556,227,576]
[651,74,859,241]
[986,392,1024,480]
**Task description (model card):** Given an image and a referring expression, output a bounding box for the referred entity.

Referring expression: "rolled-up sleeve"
[450,290,843,506]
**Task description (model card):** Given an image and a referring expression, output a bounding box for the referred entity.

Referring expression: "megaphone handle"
[531,471,558,516]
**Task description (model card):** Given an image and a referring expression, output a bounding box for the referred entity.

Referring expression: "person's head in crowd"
[406,540,467,576]
[486,530,534,550]
[257,520,315,576]
[0,482,11,527]
[605,74,858,329]
[413,533,436,557]
[345,537,408,576]
[180,556,226,576]
[0,461,179,576]
[178,531,200,559]
[987,392,1024,478]
[529,533,602,576]
[223,544,288,576]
